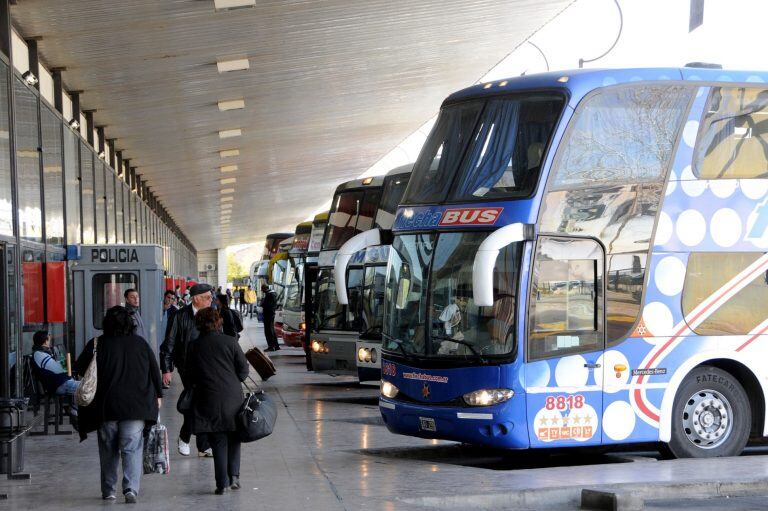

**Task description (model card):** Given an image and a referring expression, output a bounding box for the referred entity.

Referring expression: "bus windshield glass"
[383,232,521,358]
[375,174,410,230]
[404,93,565,204]
[315,269,344,330]
[323,188,382,250]
[361,264,387,337]
[284,259,304,312]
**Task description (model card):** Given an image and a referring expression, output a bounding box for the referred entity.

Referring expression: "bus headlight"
[358,348,368,362]
[370,348,377,363]
[299,322,306,331]
[311,340,321,353]
[381,380,399,399]
[462,389,514,407]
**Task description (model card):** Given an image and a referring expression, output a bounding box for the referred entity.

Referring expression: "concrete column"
[217,248,228,289]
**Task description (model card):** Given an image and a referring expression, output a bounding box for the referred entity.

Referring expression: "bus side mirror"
[472,223,534,307]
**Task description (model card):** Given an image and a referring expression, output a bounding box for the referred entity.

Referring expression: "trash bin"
[0,398,29,474]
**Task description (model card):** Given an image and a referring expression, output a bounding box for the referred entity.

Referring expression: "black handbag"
[176,387,195,414]
[236,391,277,443]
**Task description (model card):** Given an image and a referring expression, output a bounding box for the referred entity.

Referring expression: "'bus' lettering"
[439,207,502,226]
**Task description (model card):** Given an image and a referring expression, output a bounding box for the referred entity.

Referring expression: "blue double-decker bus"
[378,67,768,458]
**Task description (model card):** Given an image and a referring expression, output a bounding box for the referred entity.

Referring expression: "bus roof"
[294,221,313,236]
[445,67,768,108]
[266,232,293,240]
[312,211,329,224]
[332,175,385,195]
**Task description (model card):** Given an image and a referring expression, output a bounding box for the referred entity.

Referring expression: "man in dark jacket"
[159,283,213,456]
[261,284,280,351]
[124,288,146,342]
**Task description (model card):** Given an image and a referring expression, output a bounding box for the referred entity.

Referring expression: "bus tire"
[666,366,750,458]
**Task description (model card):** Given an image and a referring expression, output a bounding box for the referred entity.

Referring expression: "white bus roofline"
[334,228,382,305]
[472,223,533,307]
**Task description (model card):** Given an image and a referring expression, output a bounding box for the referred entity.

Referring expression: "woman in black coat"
[187,307,249,494]
[75,306,163,503]
[217,294,242,338]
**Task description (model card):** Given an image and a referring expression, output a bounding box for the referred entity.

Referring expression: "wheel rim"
[681,389,733,449]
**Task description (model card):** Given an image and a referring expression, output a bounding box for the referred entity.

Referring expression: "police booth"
[71,245,165,356]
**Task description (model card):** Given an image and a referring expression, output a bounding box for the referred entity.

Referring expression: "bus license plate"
[419,417,437,432]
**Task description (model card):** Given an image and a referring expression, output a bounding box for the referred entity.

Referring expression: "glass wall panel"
[14,79,42,242]
[80,142,94,243]
[63,126,80,244]
[94,159,105,243]
[41,106,64,246]
[0,63,12,237]
[21,248,44,360]
[106,167,115,243]
[115,180,124,243]
[131,194,138,243]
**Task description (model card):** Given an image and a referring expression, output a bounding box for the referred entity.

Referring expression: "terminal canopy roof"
[11,0,571,248]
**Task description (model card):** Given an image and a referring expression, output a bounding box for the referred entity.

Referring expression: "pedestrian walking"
[124,288,146,341]
[75,306,163,504]
[233,288,241,310]
[159,283,213,457]
[186,308,249,494]
[261,284,280,351]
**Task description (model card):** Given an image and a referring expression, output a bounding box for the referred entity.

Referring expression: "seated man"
[31,330,79,416]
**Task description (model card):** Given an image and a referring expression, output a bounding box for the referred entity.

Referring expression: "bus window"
[682,252,768,335]
[695,87,768,179]
[403,102,483,204]
[92,273,138,330]
[528,237,604,361]
[324,190,364,250]
[453,95,564,200]
[346,267,364,332]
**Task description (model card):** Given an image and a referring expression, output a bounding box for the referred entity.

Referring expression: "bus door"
[525,235,605,447]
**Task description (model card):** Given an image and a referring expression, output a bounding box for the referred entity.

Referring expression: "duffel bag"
[236,391,277,443]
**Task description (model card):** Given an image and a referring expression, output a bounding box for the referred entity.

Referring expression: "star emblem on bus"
[422,383,430,399]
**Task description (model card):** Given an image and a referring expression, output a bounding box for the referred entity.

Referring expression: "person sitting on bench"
[31,330,79,416]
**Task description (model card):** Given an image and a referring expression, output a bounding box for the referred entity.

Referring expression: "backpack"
[232,309,244,333]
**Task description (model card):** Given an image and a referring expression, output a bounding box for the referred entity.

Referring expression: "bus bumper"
[378,397,529,449]
[356,340,381,382]
[310,336,357,376]
[282,329,304,347]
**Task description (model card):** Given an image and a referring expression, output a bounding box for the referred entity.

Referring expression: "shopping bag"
[143,417,170,475]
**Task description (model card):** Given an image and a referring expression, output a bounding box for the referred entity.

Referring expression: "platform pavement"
[5,313,768,510]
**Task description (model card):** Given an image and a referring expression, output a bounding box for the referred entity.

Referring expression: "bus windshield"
[375,174,410,230]
[323,188,382,250]
[404,93,565,204]
[361,264,387,337]
[284,259,304,312]
[383,232,521,359]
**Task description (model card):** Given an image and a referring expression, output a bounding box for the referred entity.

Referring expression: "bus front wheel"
[666,366,750,458]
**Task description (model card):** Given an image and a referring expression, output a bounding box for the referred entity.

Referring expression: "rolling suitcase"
[143,416,170,475]
[245,347,276,381]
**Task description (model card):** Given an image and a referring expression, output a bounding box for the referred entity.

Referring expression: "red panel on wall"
[46,262,67,323]
[165,277,173,291]
[22,262,44,324]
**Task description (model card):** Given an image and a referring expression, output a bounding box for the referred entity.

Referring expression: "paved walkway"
[6,313,768,510]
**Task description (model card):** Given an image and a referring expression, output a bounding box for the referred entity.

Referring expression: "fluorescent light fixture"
[219,164,238,173]
[214,0,255,10]
[69,118,80,129]
[217,99,245,111]
[220,177,237,185]
[221,203,233,208]
[219,149,240,158]
[220,188,235,194]
[221,196,233,202]
[218,128,242,139]
[217,58,249,73]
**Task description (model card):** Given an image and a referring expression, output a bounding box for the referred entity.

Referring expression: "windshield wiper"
[430,334,487,364]
[382,333,414,360]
